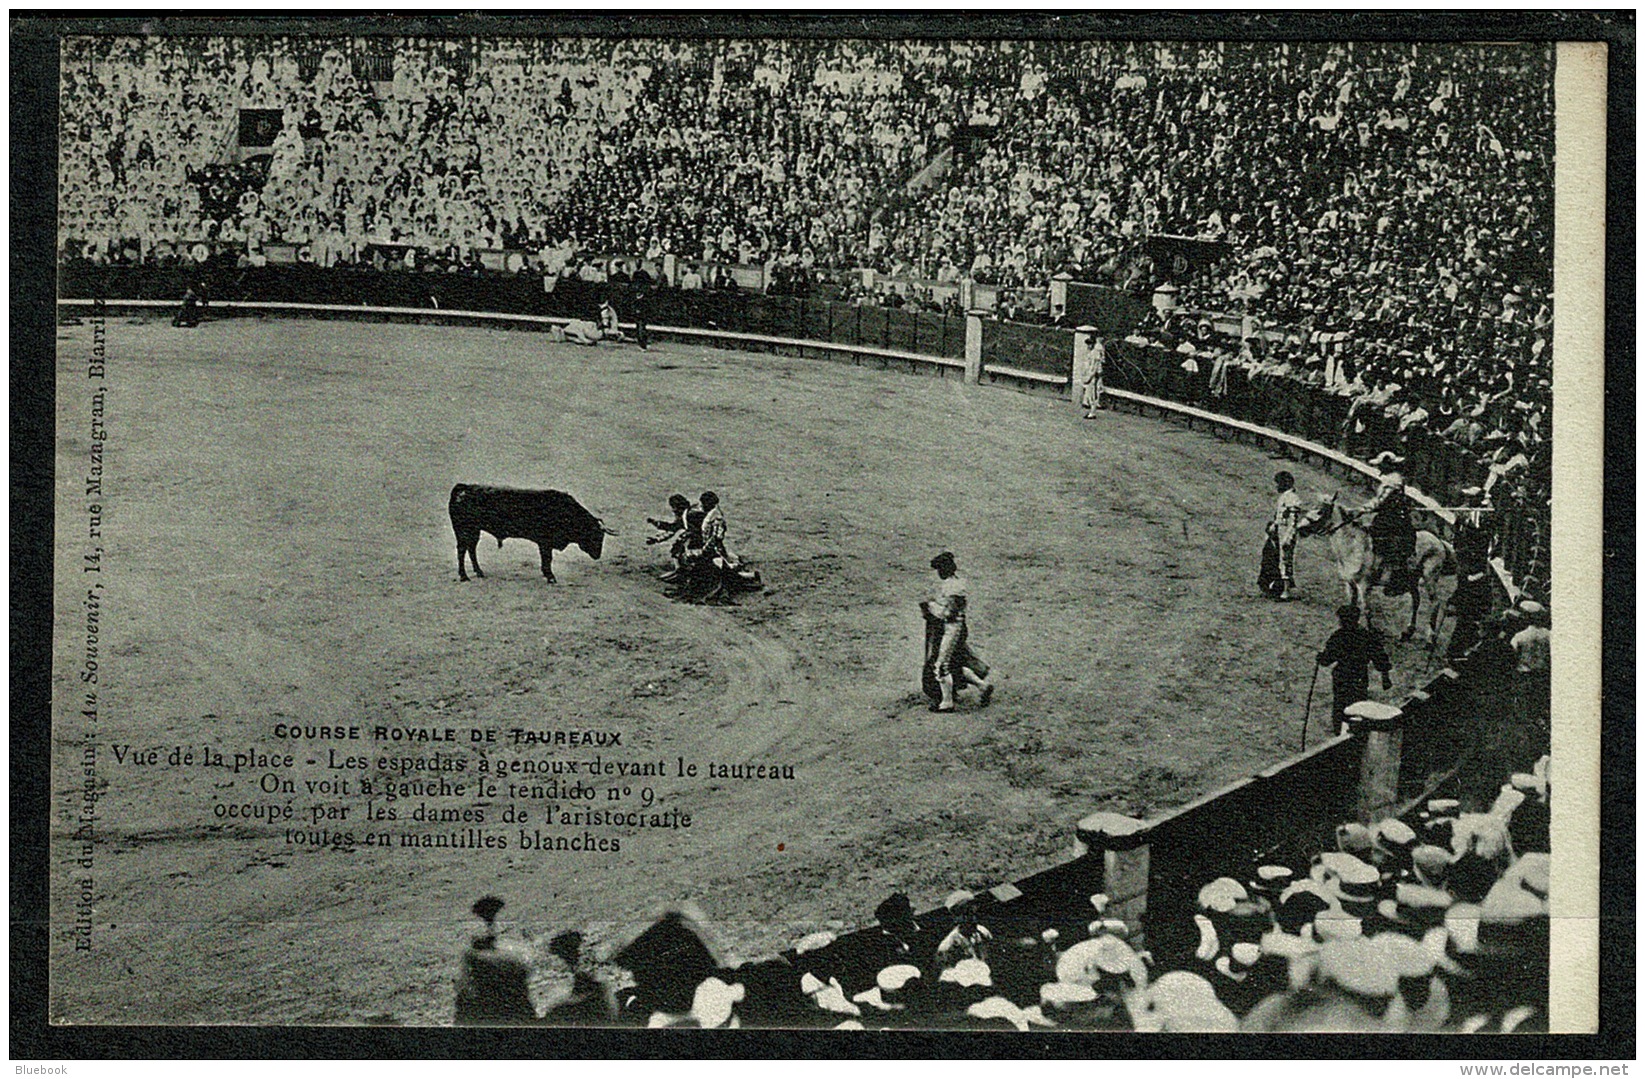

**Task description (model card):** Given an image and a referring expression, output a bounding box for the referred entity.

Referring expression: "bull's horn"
[600,525,618,535]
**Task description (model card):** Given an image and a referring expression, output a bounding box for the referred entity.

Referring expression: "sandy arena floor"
[48,316,1441,1023]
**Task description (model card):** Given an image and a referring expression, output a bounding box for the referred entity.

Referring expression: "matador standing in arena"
[1270,470,1303,601]
[922,552,995,713]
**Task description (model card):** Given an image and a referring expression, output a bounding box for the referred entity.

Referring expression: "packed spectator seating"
[455,744,1552,1031]
[60,38,1550,283]
[59,34,1554,586]
[56,36,1559,1031]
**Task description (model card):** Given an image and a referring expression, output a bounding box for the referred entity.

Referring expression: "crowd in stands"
[56,36,1559,1030]
[455,745,1551,1032]
[59,34,1554,569]
[60,38,1549,285]
[1126,299,1550,520]
[1108,41,1552,522]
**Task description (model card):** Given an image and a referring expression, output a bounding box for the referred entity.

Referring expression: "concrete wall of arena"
[58,281,1541,970]
[805,636,1541,977]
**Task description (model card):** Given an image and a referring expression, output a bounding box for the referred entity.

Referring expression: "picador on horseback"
[1362,471,1418,596]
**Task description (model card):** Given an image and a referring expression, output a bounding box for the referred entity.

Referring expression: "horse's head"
[1296,492,1338,537]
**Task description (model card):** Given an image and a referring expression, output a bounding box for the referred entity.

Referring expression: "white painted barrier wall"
[61,296,1512,596]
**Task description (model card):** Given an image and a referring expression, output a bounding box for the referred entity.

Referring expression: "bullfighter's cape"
[1258,530,1285,598]
[921,606,989,706]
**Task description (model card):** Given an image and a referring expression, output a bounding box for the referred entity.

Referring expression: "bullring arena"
[39,27,1574,1034]
[51,312,1443,1024]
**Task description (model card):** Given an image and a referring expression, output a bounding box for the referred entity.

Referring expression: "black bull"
[449,484,613,582]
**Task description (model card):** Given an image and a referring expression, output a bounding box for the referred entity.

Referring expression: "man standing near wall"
[1075,331,1107,418]
[630,283,651,351]
[1269,470,1304,601]
[1316,605,1392,734]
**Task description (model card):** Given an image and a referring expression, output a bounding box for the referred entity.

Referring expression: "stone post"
[1341,700,1405,821]
[1050,271,1073,316]
[964,310,985,385]
[1076,811,1151,939]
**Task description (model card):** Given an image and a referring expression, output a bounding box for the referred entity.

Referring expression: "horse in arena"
[1297,492,1458,642]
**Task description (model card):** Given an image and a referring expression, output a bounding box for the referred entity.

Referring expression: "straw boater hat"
[1039,979,1098,1012]
[966,995,1041,1031]
[688,977,746,1029]
[869,962,924,1010]
[1218,941,1263,982]
[1125,971,1239,1033]
[792,930,837,955]
[1055,933,1147,989]
[877,963,922,994]
[1374,818,1417,850]
[1324,854,1382,913]
[1371,818,1418,871]
[1196,877,1248,914]
[1249,865,1295,901]
[938,956,993,989]
[1379,881,1454,930]
[1410,844,1454,888]
[1335,822,1375,857]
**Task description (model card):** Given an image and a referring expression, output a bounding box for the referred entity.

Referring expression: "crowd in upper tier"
[60,37,1550,290]
[59,35,1553,533]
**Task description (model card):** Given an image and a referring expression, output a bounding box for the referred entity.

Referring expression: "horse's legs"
[1344,577,1363,620]
[1401,585,1420,641]
[1424,557,1454,645]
